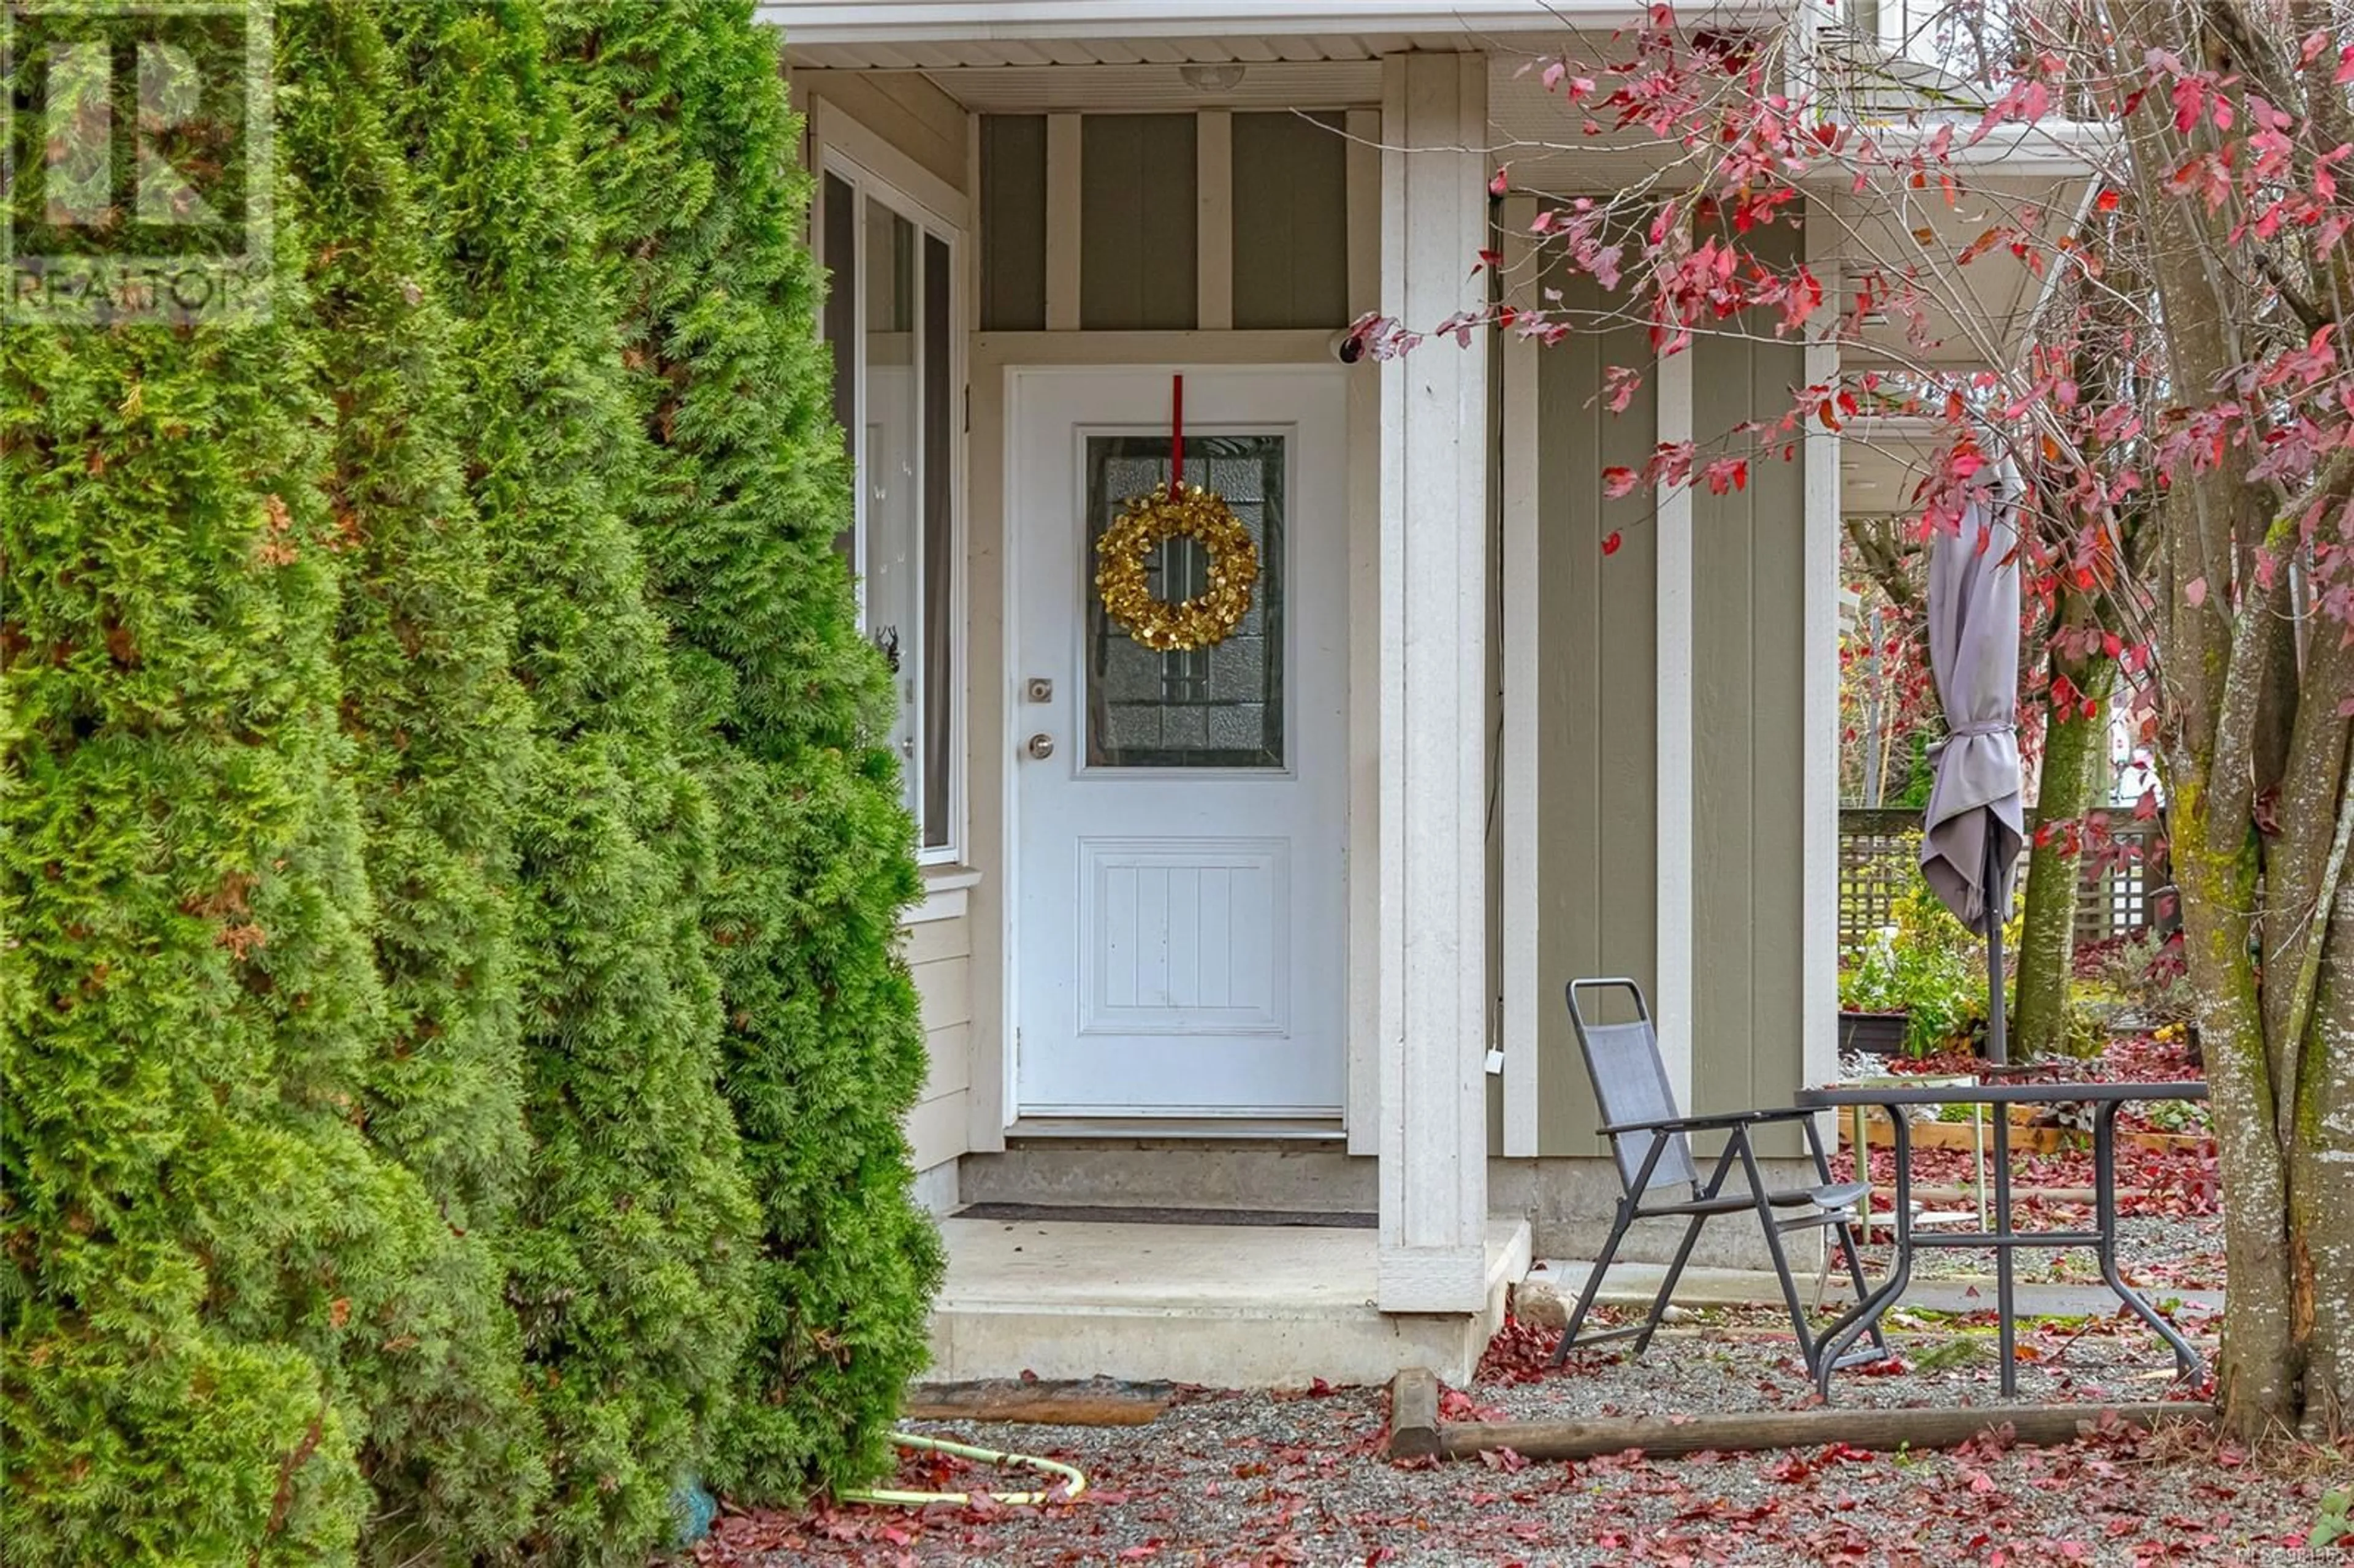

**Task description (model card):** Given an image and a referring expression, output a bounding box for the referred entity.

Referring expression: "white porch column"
[1800,199,1843,1089]
[1653,334,1696,1109]
[1376,51,1491,1315]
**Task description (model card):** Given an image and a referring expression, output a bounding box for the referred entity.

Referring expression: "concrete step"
[928,1215,1531,1388]
[1521,1257,2225,1323]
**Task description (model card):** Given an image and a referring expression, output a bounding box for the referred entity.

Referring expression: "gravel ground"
[695,1043,2288,1564]
[692,1376,2339,1567]
[1852,1210,2226,1288]
[1472,1309,2220,1416]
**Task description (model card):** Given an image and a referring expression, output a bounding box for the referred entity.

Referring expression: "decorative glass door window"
[820,166,959,856]
[1084,433,1285,770]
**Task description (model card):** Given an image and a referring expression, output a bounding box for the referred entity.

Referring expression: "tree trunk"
[2109,0,2322,1436]
[2173,774,2302,1439]
[2288,762,2354,1440]
[2013,668,2113,1057]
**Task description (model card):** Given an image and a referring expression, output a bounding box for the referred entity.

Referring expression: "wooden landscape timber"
[902,1378,1175,1426]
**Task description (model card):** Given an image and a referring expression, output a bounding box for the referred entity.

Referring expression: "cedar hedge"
[0,1,934,1561]
[554,0,943,1504]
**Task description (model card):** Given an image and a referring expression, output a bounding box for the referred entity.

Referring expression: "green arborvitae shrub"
[0,302,371,1563]
[1,16,517,1557]
[276,0,549,1556]
[383,2,758,1556]
[554,0,941,1501]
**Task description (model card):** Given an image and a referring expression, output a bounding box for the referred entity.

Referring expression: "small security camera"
[1330,327,1366,365]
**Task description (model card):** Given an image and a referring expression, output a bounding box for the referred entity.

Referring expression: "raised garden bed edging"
[1834,1106,2212,1157]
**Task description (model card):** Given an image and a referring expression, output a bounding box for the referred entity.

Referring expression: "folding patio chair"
[1548,978,1886,1374]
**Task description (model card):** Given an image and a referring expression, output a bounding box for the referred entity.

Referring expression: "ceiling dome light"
[1179,63,1246,91]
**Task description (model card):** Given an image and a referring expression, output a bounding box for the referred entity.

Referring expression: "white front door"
[1010,367,1347,1119]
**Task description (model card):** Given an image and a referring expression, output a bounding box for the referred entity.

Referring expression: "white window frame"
[813,119,967,867]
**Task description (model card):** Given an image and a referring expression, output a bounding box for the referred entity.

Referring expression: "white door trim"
[1002,362,1350,1126]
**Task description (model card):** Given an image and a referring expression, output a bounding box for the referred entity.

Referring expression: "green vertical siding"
[1080,115,1197,330]
[1530,214,1815,1155]
[979,115,1046,332]
[1230,112,1349,329]
[1534,267,1659,1156]
[1690,224,1808,1146]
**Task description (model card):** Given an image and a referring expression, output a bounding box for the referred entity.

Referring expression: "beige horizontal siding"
[911,953,971,1037]
[904,912,973,1171]
[905,1092,967,1178]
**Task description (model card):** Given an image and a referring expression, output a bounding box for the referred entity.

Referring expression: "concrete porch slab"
[926,1215,1532,1388]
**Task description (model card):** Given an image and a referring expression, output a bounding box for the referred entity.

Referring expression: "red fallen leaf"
[1118,1541,1165,1560]
[1602,531,1624,555]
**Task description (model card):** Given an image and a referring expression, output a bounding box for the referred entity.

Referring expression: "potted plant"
[1836,927,1911,1050]
[1838,932,1912,1055]
[1838,918,1979,1057]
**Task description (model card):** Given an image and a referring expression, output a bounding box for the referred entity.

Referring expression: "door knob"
[1026,733,1056,760]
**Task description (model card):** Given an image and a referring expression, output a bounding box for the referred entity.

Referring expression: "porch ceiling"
[1840,415,1948,516]
[1816,167,2094,372]
[761,2,1665,58]
[788,58,1390,113]
[781,31,1443,72]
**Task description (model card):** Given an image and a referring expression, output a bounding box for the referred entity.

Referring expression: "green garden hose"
[837,1431,1087,1507]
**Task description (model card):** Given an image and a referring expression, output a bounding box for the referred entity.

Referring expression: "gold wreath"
[1094,482,1260,652]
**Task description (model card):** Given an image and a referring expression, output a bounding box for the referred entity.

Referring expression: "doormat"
[953,1203,1376,1230]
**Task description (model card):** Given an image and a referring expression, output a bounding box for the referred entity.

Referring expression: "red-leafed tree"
[1364,0,2353,1438]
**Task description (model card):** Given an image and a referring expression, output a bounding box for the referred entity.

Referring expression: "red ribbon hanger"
[1168,373,1184,500]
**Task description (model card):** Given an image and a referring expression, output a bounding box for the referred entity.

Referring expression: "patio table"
[1791,1079,2208,1401]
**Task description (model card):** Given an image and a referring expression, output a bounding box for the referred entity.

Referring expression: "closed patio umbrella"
[1920,488,2025,1064]
[1918,481,2029,1390]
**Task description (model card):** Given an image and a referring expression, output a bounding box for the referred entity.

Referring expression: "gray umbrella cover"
[1919,497,2026,936]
